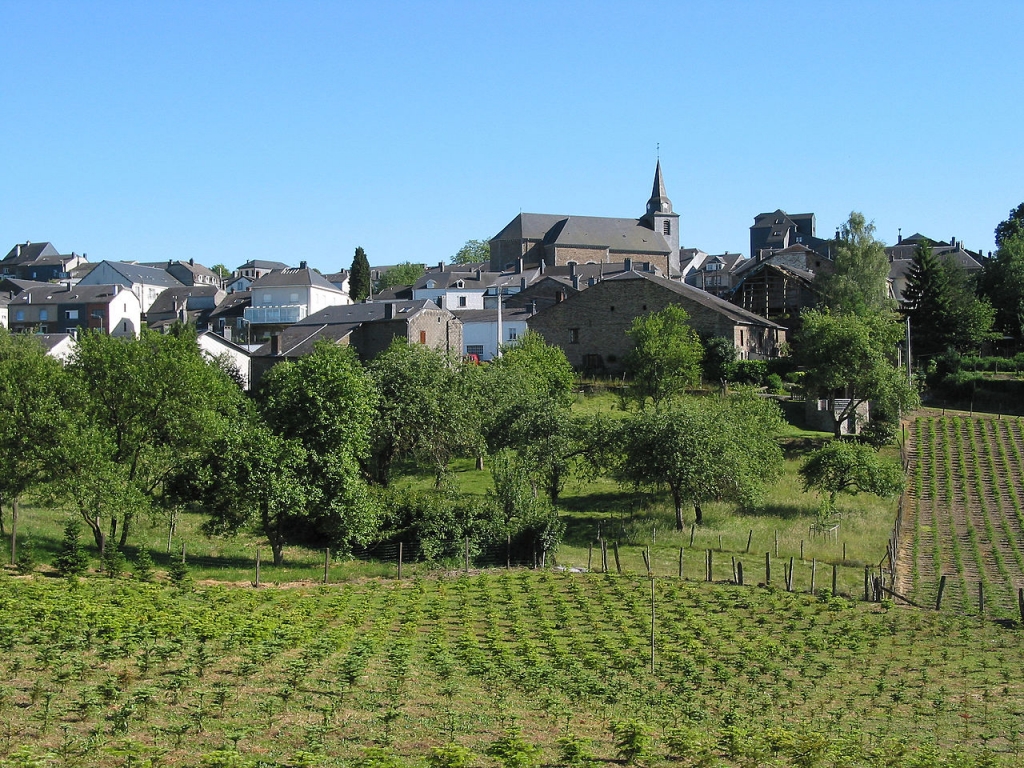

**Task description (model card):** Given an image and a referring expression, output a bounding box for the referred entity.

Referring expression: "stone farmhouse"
[528,270,785,374]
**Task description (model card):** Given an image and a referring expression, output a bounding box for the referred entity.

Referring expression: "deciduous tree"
[796,309,918,439]
[614,393,784,528]
[452,239,490,265]
[816,212,893,315]
[376,262,425,291]
[799,439,904,520]
[624,304,703,406]
[978,232,1024,338]
[258,341,381,549]
[995,202,1024,248]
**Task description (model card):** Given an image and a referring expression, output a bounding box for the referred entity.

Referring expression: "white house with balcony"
[452,306,531,361]
[243,263,351,339]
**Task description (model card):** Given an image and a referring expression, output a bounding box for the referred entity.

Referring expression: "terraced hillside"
[897,415,1024,616]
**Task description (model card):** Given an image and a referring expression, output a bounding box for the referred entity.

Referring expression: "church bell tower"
[641,160,680,275]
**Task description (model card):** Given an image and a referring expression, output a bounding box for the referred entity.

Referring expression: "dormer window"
[426,279,436,289]
[455,280,464,289]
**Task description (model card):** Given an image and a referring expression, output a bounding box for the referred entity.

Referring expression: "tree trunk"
[9,499,17,565]
[118,512,132,549]
[693,501,703,525]
[108,516,118,549]
[0,501,6,538]
[82,509,106,554]
[261,500,286,567]
[672,489,685,531]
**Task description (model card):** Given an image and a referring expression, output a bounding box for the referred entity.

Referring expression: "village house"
[6,282,142,337]
[528,270,785,374]
[77,261,185,313]
[243,262,351,341]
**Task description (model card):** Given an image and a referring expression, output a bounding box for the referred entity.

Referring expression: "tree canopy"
[978,232,1024,338]
[452,239,490,265]
[799,440,904,520]
[57,327,247,552]
[376,262,426,291]
[816,212,893,315]
[613,393,784,528]
[623,304,703,406]
[797,309,918,439]
[995,203,1024,249]
[349,246,371,302]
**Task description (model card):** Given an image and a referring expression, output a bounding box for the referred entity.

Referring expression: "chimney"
[588,277,597,287]
[15,245,21,257]
[624,257,633,272]
[539,260,545,275]
[572,275,580,290]
[189,258,194,266]
[569,262,577,278]
[384,303,395,320]
[271,333,281,355]
[438,261,444,270]
[520,277,527,291]
[300,260,308,269]
[516,258,524,274]
[530,300,537,316]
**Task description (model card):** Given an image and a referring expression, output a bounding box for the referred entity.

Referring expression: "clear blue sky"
[2,1,1022,271]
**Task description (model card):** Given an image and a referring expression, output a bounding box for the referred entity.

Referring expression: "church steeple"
[646,160,673,216]
[640,160,681,276]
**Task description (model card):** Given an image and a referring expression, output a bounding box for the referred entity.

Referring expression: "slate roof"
[492,213,671,256]
[253,300,443,358]
[10,283,127,305]
[600,272,785,329]
[451,307,532,323]
[146,284,222,314]
[236,259,291,272]
[2,242,60,264]
[208,291,252,319]
[250,267,343,291]
[90,261,184,288]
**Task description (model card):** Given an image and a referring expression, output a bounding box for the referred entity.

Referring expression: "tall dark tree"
[979,232,1024,338]
[349,246,371,302]
[901,240,951,359]
[995,203,1024,248]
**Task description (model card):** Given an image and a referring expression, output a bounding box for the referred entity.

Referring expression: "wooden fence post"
[1018,587,1024,626]
[832,563,838,597]
[737,560,744,586]
[745,529,753,554]
[255,548,260,588]
[678,548,684,579]
[774,529,779,557]
[935,574,947,610]
[800,540,804,562]
[689,524,695,548]
[324,548,330,584]
[706,549,713,582]
[587,544,593,572]
[613,541,621,574]
[864,566,870,601]
[765,552,771,585]
[181,542,186,564]
[731,556,737,584]
[398,542,403,580]
[810,559,816,594]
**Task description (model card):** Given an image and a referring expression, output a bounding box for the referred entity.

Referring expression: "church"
[488,163,682,277]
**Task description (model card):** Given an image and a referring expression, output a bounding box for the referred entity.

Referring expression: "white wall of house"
[104,286,143,337]
[247,283,351,324]
[197,332,252,391]
[461,317,528,361]
[412,287,486,310]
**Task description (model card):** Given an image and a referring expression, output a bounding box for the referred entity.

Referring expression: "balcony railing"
[243,304,308,325]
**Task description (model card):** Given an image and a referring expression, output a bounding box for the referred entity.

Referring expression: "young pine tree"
[54,518,89,577]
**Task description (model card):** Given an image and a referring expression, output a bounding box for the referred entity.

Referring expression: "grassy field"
[1,571,1022,767]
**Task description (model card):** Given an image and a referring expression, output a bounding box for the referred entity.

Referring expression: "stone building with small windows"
[527,270,785,374]
[488,163,682,277]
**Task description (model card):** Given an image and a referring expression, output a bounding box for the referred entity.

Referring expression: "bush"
[486,728,540,768]
[168,557,193,590]
[733,360,768,386]
[14,539,36,576]
[766,373,785,394]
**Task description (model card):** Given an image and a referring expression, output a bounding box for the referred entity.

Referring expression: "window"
[458,296,467,307]
[65,309,79,320]
[15,310,24,322]
[39,309,48,321]
[507,328,518,341]
[466,345,484,356]
[569,328,580,344]
[419,330,427,344]
[663,220,671,236]
[92,309,104,319]
[263,293,273,304]
[740,330,745,346]
[290,292,299,303]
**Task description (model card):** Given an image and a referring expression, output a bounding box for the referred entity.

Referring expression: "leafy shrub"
[426,743,474,768]
[733,360,768,386]
[610,720,652,766]
[766,373,785,394]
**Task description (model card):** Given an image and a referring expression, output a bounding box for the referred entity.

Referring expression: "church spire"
[646,160,673,216]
